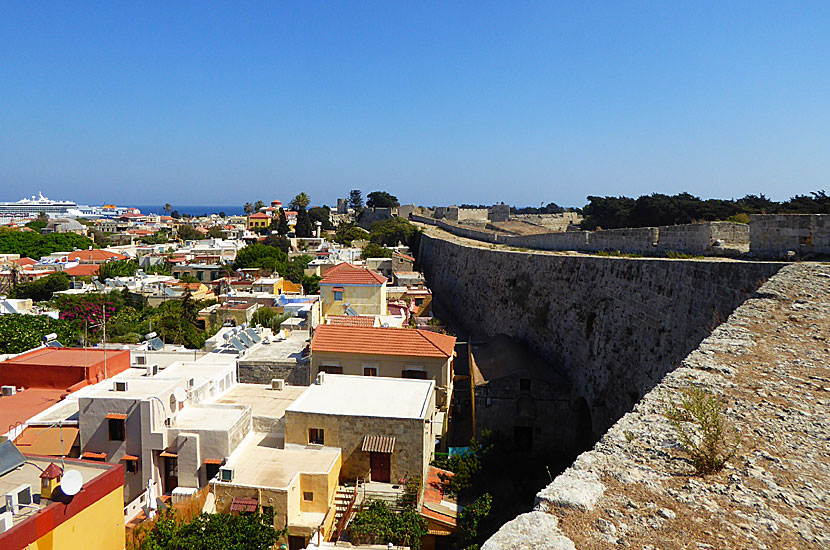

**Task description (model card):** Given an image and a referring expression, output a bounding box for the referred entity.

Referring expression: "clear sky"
[1,2,828,208]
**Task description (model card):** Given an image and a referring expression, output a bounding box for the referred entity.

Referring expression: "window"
[303,491,314,501]
[333,290,343,301]
[108,418,125,441]
[308,428,324,445]
[520,378,531,392]
[136,356,146,365]
[206,462,221,481]
[402,369,427,380]
[319,365,343,374]
[126,459,138,474]
[415,298,424,306]
[363,366,378,377]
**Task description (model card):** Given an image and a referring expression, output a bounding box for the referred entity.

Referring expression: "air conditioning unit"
[271,379,285,391]
[114,381,128,392]
[145,364,159,377]
[316,372,325,385]
[4,484,32,515]
[186,378,195,389]
[218,467,234,482]
[1,386,15,397]
[0,511,12,534]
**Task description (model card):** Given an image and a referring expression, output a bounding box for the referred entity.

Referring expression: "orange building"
[0,348,131,392]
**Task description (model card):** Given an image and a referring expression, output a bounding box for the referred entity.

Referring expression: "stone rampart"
[419,231,784,435]
[482,262,830,549]
[750,214,830,258]
[511,212,583,231]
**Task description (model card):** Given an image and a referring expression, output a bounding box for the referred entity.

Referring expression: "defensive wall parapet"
[750,214,830,258]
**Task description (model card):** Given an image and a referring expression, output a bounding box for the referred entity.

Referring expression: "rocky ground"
[483,262,830,549]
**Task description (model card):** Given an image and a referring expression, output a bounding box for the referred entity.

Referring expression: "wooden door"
[370,452,391,482]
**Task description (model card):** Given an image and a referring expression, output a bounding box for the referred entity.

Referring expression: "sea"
[133,205,245,217]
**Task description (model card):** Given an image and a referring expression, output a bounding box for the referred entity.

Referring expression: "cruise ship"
[0,193,131,222]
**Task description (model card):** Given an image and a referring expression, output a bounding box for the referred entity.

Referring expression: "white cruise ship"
[0,192,131,223]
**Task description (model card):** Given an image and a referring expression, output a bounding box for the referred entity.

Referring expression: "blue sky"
[1,2,828,208]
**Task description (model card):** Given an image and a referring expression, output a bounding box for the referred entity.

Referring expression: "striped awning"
[362,435,395,453]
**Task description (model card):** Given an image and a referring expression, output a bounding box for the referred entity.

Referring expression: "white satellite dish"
[174,388,187,403]
[61,469,83,496]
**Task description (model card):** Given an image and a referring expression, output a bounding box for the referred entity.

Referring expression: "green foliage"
[366,191,400,208]
[25,218,48,233]
[361,242,393,259]
[243,202,254,215]
[251,308,290,331]
[581,190,830,230]
[276,208,289,235]
[136,510,284,550]
[177,274,200,284]
[207,226,224,238]
[510,202,564,215]
[370,217,419,248]
[253,200,266,212]
[308,206,333,230]
[285,254,313,284]
[0,314,79,353]
[664,251,704,259]
[594,250,642,258]
[295,206,313,237]
[89,228,111,247]
[725,213,750,224]
[143,262,172,276]
[348,189,364,211]
[0,231,95,259]
[456,493,493,550]
[664,386,739,475]
[177,225,205,241]
[334,222,370,246]
[233,243,287,272]
[301,274,321,294]
[262,234,290,253]
[289,192,311,211]
[99,259,139,281]
[140,230,170,244]
[432,433,494,498]
[11,272,71,301]
[348,500,428,550]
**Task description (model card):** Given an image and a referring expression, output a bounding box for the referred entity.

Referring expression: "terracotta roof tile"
[64,264,100,277]
[327,315,376,328]
[67,250,128,262]
[312,325,455,358]
[319,263,386,285]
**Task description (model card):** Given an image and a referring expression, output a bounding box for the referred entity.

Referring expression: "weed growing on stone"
[665,250,704,259]
[663,386,739,475]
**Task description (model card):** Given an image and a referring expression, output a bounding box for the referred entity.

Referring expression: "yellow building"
[0,444,126,550]
[311,324,456,411]
[211,435,341,549]
[318,263,387,319]
[246,212,272,230]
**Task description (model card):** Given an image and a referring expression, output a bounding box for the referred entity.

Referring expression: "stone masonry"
[483,262,830,549]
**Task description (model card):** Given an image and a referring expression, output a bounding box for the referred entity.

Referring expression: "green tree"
[25,212,50,232]
[207,226,224,238]
[140,230,170,245]
[274,208,289,235]
[348,500,428,550]
[11,272,71,301]
[295,206,313,237]
[243,202,254,215]
[366,191,400,208]
[370,217,419,248]
[253,200,266,212]
[163,203,172,215]
[361,242,392,259]
[262,234,290,253]
[0,314,79,353]
[334,222,370,246]
[456,493,493,550]
[308,206,333,230]
[233,243,287,272]
[0,231,95,259]
[99,259,139,281]
[137,510,284,550]
[301,274,321,294]
[289,192,311,211]
[177,225,205,241]
[348,189,364,211]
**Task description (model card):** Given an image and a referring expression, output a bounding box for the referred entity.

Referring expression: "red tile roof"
[327,315,376,328]
[319,263,387,286]
[67,250,128,262]
[12,257,37,266]
[64,264,100,277]
[248,212,271,219]
[312,325,455,358]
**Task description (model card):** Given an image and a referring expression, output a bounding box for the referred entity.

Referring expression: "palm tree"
[289,192,311,211]
[253,200,266,212]
[164,203,172,215]
[244,202,254,215]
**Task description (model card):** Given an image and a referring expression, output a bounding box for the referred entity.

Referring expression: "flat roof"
[286,375,433,419]
[0,388,67,432]
[0,456,115,530]
[213,384,306,420]
[1,347,127,368]
[220,433,340,489]
[82,376,181,399]
[238,331,310,364]
[172,405,248,431]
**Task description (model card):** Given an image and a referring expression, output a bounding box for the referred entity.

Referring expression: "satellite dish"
[174,388,187,403]
[61,469,83,496]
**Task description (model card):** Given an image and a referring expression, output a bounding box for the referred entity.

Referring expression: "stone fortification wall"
[483,262,830,549]
[488,204,510,222]
[511,212,583,231]
[750,214,830,258]
[412,214,749,257]
[237,363,310,386]
[419,231,784,435]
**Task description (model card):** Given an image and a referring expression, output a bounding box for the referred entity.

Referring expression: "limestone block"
[482,511,575,550]
[535,469,605,512]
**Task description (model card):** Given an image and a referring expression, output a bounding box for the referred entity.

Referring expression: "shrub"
[664,386,739,475]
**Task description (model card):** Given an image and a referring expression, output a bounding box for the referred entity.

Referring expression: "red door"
[370,452,391,482]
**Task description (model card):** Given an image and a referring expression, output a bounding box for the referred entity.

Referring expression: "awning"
[121,454,139,461]
[362,435,395,453]
[160,450,178,458]
[105,413,128,420]
[229,497,258,513]
[204,458,223,465]
[82,451,107,460]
